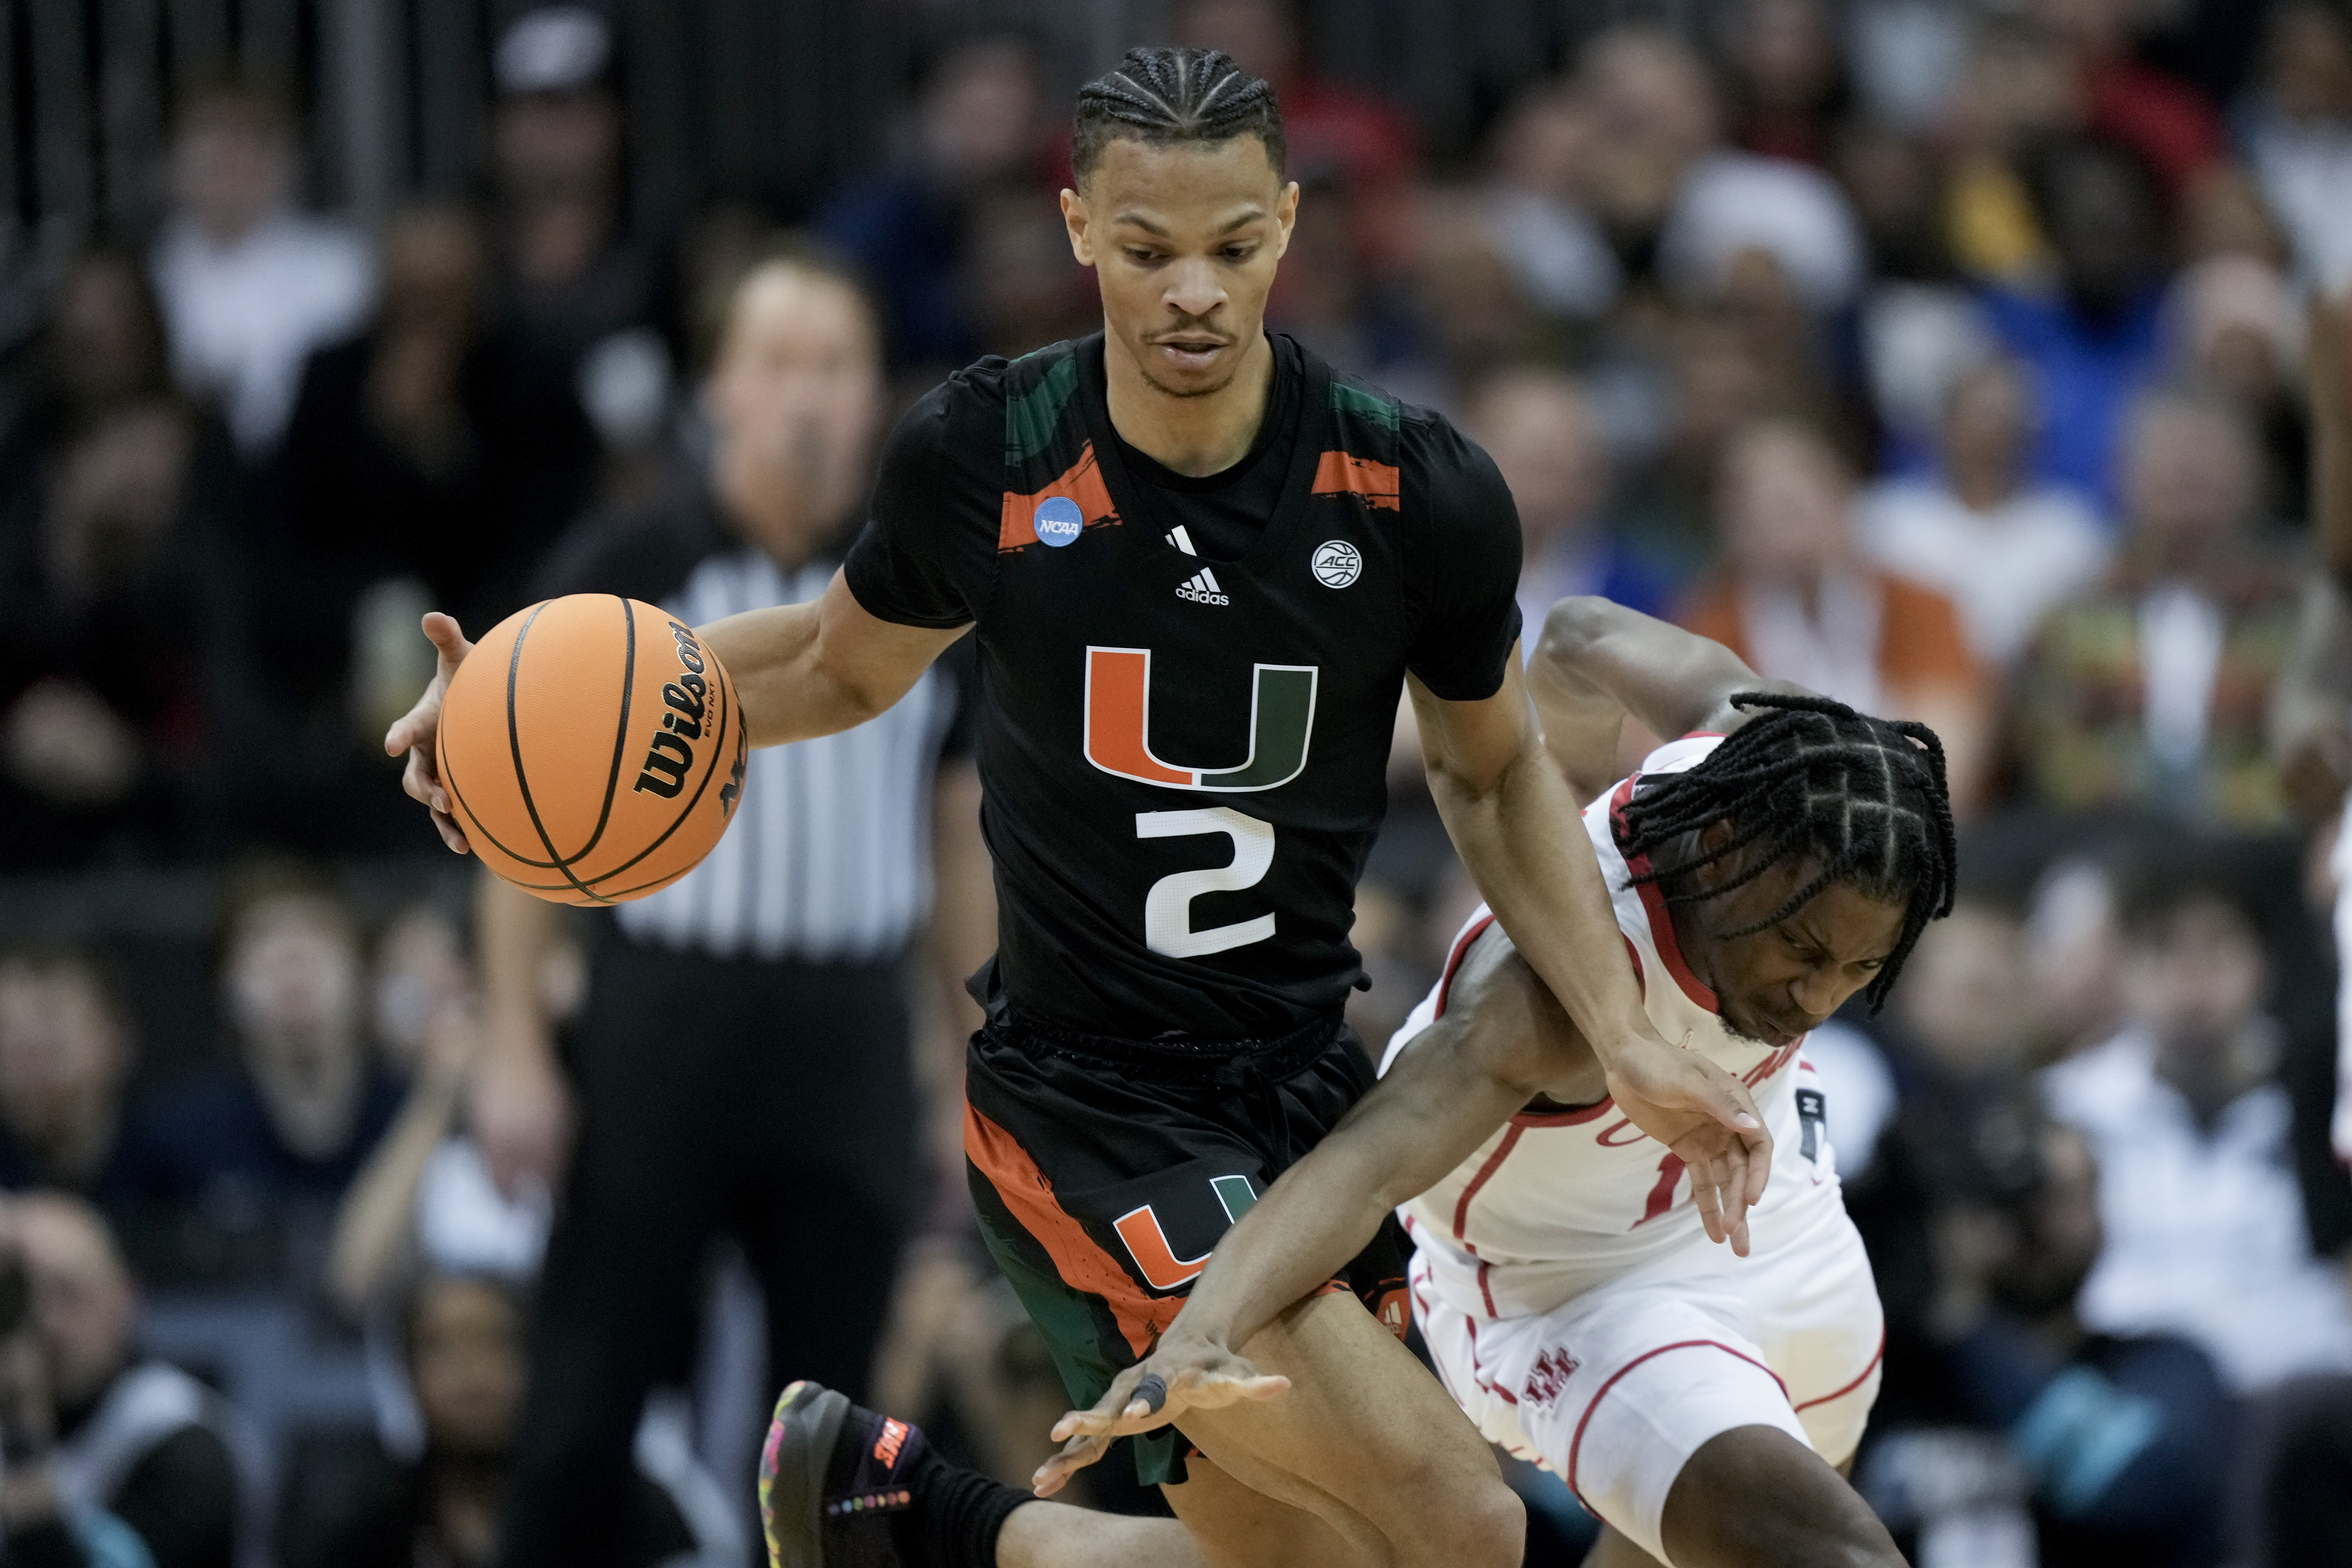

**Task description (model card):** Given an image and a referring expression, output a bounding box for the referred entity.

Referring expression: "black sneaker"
[760,1380,925,1568]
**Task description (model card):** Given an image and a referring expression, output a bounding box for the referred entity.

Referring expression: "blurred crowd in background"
[4,0,2352,1564]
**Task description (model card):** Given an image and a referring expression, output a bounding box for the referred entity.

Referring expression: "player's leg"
[1167,1289,1524,1568]
[1655,1427,1898,1567]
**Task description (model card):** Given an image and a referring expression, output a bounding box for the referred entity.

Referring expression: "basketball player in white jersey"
[1034,598,1956,1567]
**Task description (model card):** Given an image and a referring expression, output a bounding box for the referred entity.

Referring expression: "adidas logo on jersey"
[1175,568,1230,606]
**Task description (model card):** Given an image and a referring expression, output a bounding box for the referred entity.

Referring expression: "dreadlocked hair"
[1072,47,1286,184]
[1614,692,1958,1014]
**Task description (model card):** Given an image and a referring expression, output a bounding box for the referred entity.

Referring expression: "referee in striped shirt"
[469,247,991,1568]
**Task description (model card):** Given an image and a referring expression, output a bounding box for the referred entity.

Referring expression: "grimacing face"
[1061,134,1298,401]
[1671,822,1908,1049]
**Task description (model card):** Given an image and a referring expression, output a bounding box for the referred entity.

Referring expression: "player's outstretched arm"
[383,579,968,848]
[1529,597,1807,804]
[1414,650,1771,1217]
[1032,931,1561,1497]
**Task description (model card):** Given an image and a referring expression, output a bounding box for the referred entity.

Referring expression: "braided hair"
[1072,47,1286,185]
[1615,692,1958,1013]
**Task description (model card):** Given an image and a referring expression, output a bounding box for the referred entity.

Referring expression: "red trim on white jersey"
[1433,914,1497,1018]
[1452,1125,1527,1242]
[1567,1340,1789,1504]
[1607,774,1718,1014]
[1791,1329,1885,1413]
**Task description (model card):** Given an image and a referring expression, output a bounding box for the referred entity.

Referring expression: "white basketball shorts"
[1413,1180,1883,1566]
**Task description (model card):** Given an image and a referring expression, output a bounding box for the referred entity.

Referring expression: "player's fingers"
[1688,1156,1727,1245]
[1740,1114,1773,1208]
[1051,1368,1149,1443]
[421,611,471,665]
[1031,1431,1112,1497]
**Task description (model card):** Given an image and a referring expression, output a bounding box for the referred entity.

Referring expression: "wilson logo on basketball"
[635,623,712,799]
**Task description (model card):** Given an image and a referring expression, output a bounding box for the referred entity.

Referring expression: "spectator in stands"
[2011,386,2299,829]
[1565,25,1864,316]
[2032,0,2223,196]
[282,1272,708,1568]
[1173,0,1417,273]
[469,245,987,1568]
[2168,253,2308,526]
[486,7,658,379]
[1461,368,1671,631]
[1940,16,2086,288]
[0,307,252,869]
[272,205,595,759]
[0,1192,251,1568]
[2242,0,2352,291]
[0,250,179,512]
[150,80,373,460]
[131,866,399,1213]
[1863,1111,2236,1567]
[1722,0,1849,167]
[1677,416,1991,808]
[1474,82,1620,325]
[1982,137,2171,508]
[1859,355,2112,671]
[2044,857,2352,1394]
[369,903,471,1085]
[0,948,137,1205]
[818,33,1045,376]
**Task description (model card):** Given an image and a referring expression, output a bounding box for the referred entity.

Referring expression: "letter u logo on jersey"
[1083,647,1318,791]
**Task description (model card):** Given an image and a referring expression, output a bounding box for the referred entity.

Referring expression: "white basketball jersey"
[1383,735,1838,1321]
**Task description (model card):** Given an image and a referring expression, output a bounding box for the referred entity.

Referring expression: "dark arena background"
[0,0,2348,1565]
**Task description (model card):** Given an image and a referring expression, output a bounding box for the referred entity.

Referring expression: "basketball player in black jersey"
[388,47,1770,1568]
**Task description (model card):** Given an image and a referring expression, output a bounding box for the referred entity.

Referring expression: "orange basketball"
[438,595,747,905]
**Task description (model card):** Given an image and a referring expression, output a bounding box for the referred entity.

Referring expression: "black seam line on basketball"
[441,742,604,872]
[505,601,612,905]
[572,650,732,894]
[558,594,636,869]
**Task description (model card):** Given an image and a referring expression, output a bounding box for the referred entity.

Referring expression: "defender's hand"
[1601,1027,1770,1255]
[1032,1338,1289,1497]
[383,612,474,853]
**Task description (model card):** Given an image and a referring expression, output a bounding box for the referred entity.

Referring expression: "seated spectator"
[1722,0,1849,168]
[149,79,373,460]
[280,1272,712,1568]
[0,947,137,1204]
[0,1192,253,1568]
[272,204,594,736]
[1460,368,1672,630]
[1980,137,2171,509]
[1940,16,2085,287]
[0,353,252,869]
[1859,355,2112,671]
[2044,858,2352,1393]
[2031,0,2222,197]
[2168,253,2308,525]
[1677,416,1992,808]
[1474,82,1622,323]
[130,865,399,1215]
[818,32,1045,375]
[487,7,661,380]
[2011,386,2299,829]
[2241,0,2352,291]
[1565,25,1864,316]
[1862,1111,2235,1567]
[0,249,179,513]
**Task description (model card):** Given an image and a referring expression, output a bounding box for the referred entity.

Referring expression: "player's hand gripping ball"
[437,595,747,905]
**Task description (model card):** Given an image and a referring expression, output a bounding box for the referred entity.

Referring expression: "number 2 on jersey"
[1137,808,1276,959]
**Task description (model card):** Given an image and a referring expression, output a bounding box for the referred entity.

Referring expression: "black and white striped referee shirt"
[532,488,970,963]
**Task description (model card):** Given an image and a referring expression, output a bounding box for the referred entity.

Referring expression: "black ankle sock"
[898,1442,1034,1568]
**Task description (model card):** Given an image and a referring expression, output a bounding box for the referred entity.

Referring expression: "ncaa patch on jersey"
[1034,495,1085,547]
[1312,539,1362,588]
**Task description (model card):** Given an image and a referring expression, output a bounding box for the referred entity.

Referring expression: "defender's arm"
[1032,927,1573,1494]
[1530,597,1804,805]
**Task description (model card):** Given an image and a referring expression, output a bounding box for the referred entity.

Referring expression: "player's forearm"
[1534,598,1774,748]
[698,599,874,748]
[1429,718,1654,1069]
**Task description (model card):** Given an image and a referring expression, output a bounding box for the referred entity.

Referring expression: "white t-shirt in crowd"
[2044,1028,2352,1393]
[151,210,375,455]
[1858,476,2112,670]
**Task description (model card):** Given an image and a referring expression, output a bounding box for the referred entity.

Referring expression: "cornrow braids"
[1615,692,1958,1013]
[1072,47,1286,185]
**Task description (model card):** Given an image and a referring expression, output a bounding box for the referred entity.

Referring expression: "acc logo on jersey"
[1084,647,1317,791]
[1034,495,1085,547]
[1312,539,1362,588]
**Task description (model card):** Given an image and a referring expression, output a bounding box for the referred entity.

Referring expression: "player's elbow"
[1534,595,1617,678]
[1445,1473,1526,1568]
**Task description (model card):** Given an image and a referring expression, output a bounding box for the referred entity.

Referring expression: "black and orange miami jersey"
[844,332,1521,1040]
